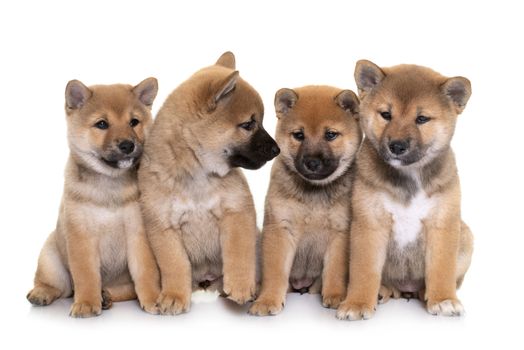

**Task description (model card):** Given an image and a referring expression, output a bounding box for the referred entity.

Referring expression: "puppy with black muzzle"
[337,60,474,320]
[27,78,161,317]
[138,52,279,315]
[249,86,361,316]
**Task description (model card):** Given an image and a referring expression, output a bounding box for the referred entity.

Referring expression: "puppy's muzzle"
[295,154,338,181]
[228,127,279,170]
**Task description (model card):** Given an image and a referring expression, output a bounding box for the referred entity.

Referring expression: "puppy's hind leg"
[27,232,72,306]
[378,285,401,304]
[102,282,137,310]
[456,221,473,289]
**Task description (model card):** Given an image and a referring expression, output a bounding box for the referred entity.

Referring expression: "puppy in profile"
[27,78,161,317]
[337,60,473,320]
[138,52,279,315]
[249,86,361,316]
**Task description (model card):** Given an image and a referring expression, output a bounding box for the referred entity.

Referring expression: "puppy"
[138,52,279,315]
[337,60,474,320]
[27,78,161,317]
[248,86,361,316]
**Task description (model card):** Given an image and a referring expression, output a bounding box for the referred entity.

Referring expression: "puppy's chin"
[297,170,335,182]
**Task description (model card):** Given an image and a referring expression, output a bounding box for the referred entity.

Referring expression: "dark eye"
[416,115,431,124]
[130,118,140,127]
[292,131,305,141]
[239,119,256,131]
[325,131,339,141]
[380,111,392,121]
[94,120,109,130]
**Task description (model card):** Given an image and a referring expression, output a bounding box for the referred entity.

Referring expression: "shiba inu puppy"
[249,86,361,316]
[138,52,279,315]
[27,78,161,317]
[336,60,473,320]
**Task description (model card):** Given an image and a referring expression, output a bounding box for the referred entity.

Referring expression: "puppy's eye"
[130,118,140,127]
[415,115,431,124]
[325,131,339,141]
[380,111,392,121]
[94,120,109,130]
[292,131,305,141]
[239,119,256,131]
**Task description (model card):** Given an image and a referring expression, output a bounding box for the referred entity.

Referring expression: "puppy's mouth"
[228,153,268,170]
[379,146,424,167]
[101,157,137,169]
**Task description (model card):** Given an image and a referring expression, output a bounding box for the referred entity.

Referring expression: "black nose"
[304,158,322,172]
[118,140,135,154]
[270,144,280,158]
[388,140,409,155]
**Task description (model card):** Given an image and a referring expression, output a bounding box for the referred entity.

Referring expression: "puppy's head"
[354,60,471,168]
[274,86,361,185]
[65,77,158,177]
[182,52,279,175]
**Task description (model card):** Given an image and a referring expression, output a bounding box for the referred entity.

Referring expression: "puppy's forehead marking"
[86,85,139,119]
[284,87,355,134]
[379,65,451,113]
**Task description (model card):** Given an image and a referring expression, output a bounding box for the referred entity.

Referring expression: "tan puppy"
[27,78,161,317]
[337,60,473,320]
[249,86,361,316]
[138,52,279,315]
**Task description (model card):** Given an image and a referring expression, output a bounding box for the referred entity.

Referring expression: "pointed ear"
[209,71,239,111]
[274,88,298,117]
[65,80,92,110]
[354,59,386,96]
[335,89,359,116]
[215,51,236,69]
[133,77,158,107]
[441,76,471,114]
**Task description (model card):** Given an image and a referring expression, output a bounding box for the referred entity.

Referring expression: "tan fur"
[337,61,473,320]
[249,86,361,316]
[138,52,277,315]
[27,78,161,317]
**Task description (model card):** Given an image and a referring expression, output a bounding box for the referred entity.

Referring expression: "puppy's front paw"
[156,292,190,315]
[427,298,464,316]
[27,286,60,306]
[248,297,284,316]
[322,293,345,309]
[70,301,102,318]
[223,279,256,305]
[140,299,160,315]
[336,300,375,321]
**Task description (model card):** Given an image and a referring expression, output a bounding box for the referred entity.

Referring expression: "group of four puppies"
[27,52,473,320]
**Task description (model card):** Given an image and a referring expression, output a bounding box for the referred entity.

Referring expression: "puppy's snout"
[118,140,135,155]
[388,140,410,156]
[256,128,280,160]
[304,157,322,172]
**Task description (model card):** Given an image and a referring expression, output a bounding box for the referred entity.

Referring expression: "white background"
[1,0,522,349]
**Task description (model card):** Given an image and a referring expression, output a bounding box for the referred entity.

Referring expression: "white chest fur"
[170,195,220,224]
[382,191,435,248]
[169,176,222,227]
